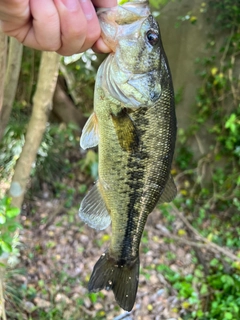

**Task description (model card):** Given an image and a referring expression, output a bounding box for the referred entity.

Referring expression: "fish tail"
[88,251,139,311]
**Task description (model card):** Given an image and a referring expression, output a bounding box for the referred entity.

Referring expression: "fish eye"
[146,30,159,46]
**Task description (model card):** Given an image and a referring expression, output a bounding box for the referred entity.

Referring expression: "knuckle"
[87,26,101,43]
[34,34,61,52]
[43,10,59,22]
[39,39,61,52]
[69,22,87,39]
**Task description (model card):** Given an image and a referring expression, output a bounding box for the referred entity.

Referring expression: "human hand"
[0,0,117,56]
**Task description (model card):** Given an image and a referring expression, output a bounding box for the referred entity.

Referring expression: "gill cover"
[98,2,162,108]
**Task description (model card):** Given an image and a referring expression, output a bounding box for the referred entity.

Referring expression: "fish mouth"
[97,2,151,52]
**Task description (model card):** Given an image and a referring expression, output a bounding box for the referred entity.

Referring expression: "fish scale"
[79,0,177,311]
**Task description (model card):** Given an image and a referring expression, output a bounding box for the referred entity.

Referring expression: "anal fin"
[80,112,99,150]
[159,174,177,203]
[79,182,111,230]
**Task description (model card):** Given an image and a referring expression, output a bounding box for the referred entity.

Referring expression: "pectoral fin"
[79,181,111,230]
[159,175,177,203]
[111,109,139,152]
[80,112,99,150]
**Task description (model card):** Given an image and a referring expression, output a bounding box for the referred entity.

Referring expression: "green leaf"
[0,197,11,208]
[1,241,12,253]
[6,207,20,218]
[225,113,237,133]
[0,214,6,224]
[200,283,208,295]
[210,258,219,267]
[221,275,234,287]
[89,293,97,303]
[194,269,204,278]
[237,176,240,186]
[9,222,23,230]
[224,312,233,319]
[7,225,18,232]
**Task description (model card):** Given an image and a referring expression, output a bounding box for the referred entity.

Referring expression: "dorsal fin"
[79,181,111,230]
[80,112,99,150]
[159,174,177,203]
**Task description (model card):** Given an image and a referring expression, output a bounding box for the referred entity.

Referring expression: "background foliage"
[0,0,239,319]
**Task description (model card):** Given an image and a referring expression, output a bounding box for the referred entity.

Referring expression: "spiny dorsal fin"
[80,112,99,150]
[159,174,177,203]
[111,109,139,152]
[79,182,111,230]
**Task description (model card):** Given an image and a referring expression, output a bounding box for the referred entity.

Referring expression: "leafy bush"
[0,197,21,265]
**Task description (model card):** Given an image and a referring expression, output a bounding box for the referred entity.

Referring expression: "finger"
[92,0,117,8]
[91,0,117,53]
[54,0,100,56]
[75,0,101,53]
[0,0,30,37]
[20,0,61,51]
[66,0,117,54]
[53,0,86,56]
[92,37,112,53]
[0,0,29,24]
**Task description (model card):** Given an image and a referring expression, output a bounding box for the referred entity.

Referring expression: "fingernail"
[61,0,79,11]
[80,0,95,20]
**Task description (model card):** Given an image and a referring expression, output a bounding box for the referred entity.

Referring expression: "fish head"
[98,1,163,108]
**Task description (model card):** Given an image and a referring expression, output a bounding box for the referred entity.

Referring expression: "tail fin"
[88,252,139,311]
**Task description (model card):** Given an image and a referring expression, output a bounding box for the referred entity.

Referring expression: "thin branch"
[228,55,238,107]
[159,230,240,262]
[175,169,196,182]
[171,205,200,238]
[59,62,81,105]
[0,275,6,320]
[167,204,240,262]
[0,38,23,141]
[79,305,96,316]
[0,32,7,131]
[158,230,210,248]
[220,28,234,70]
[194,133,205,155]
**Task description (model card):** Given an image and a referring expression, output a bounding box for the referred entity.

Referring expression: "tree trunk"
[9,52,60,209]
[0,38,23,141]
[0,32,7,134]
[52,81,86,130]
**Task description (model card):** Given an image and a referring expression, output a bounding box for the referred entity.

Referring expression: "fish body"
[79,0,177,311]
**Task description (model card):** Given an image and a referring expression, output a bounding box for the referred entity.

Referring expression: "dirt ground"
[6,193,197,320]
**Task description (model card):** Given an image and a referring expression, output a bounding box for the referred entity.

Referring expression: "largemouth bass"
[79,0,177,311]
